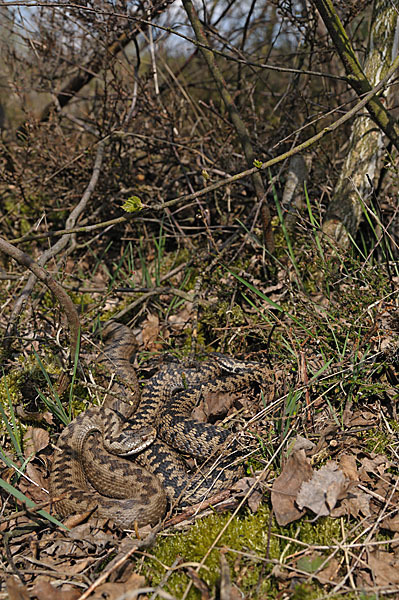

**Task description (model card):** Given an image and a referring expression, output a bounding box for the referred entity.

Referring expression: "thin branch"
[0,236,80,364]
[3,2,348,82]
[182,0,274,253]
[4,141,104,352]
[313,0,399,151]
[7,56,398,249]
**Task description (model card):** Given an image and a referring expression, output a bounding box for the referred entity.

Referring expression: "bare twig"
[0,236,80,368]
[77,528,161,600]
[4,141,104,352]
[8,57,398,253]
[182,0,274,253]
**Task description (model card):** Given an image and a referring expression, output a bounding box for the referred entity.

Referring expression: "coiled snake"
[50,322,267,529]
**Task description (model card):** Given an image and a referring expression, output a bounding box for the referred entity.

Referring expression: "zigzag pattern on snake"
[50,322,268,529]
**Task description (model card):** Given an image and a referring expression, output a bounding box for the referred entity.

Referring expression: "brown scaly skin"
[50,322,167,528]
[50,323,270,528]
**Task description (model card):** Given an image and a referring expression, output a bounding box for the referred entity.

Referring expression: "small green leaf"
[297,556,325,573]
[201,169,210,181]
[253,159,263,168]
[122,196,142,213]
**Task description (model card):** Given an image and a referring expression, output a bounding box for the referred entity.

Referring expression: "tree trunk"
[322,0,399,247]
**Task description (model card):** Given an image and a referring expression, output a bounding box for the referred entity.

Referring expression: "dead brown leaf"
[16,407,55,425]
[347,411,378,427]
[367,549,399,585]
[6,577,30,600]
[141,313,160,349]
[23,427,50,458]
[202,389,241,419]
[247,490,263,513]
[360,454,391,476]
[232,477,263,513]
[314,558,340,584]
[330,486,371,518]
[339,454,358,481]
[296,462,348,518]
[290,436,315,453]
[17,464,48,504]
[186,567,211,599]
[26,462,47,489]
[381,514,399,532]
[31,581,81,600]
[168,305,194,331]
[191,404,207,423]
[91,574,146,600]
[271,449,313,526]
[356,569,374,588]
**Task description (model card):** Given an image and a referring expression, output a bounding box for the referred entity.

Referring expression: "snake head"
[104,426,157,456]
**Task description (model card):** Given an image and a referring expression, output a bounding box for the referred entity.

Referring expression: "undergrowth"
[1,190,398,599]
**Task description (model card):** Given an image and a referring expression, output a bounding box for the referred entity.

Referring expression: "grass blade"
[0,477,67,528]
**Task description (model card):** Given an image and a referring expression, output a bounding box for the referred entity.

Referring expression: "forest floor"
[1,190,399,600]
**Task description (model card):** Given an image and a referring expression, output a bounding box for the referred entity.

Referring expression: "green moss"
[360,426,394,455]
[0,355,56,410]
[143,506,345,599]
[0,354,60,444]
[3,196,53,235]
[201,300,246,331]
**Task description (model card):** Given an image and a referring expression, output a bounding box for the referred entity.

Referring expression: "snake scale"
[50,322,267,529]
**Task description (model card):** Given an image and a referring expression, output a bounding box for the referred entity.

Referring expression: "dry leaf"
[6,577,30,600]
[368,550,399,585]
[360,455,390,476]
[296,462,348,518]
[18,463,48,504]
[219,552,231,600]
[141,313,160,348]
[271,449,313,526]
[356,569,374,588]
[247,490,263,513]
[290,435,315,453]
[91,574,146,600]
[16,407,55,425]
[314,557,340,584]
[191,405,207,423]
[232,477,263,512]
[381,514,399,532]
[186,567,211,599]
[23,427,50,458]
[339,454,358,481]
[347,411,378,427]
[168,305,194,330]
[32,581,81,600]
[202,389,240,419]
[330,486,371,518]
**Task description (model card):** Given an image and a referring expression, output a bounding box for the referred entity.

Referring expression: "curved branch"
[0,236,80,364]
[4,142,104,351]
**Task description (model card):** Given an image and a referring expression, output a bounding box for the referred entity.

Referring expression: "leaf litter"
[2,302,399,598]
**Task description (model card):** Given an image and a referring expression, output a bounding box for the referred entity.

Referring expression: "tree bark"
[320,0,399,246]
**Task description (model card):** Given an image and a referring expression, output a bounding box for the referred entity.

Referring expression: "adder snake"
[50,322,268,529]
